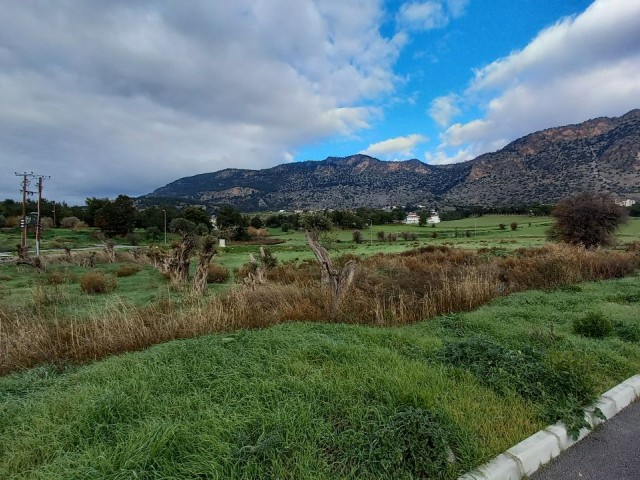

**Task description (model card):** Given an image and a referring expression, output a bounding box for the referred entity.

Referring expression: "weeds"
[80,272,118,294]
[573,311,613,338]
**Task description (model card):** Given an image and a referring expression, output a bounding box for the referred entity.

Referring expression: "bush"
[377,231,385,241]
[548,193,628,248]
[352,230,363,244]
[115,264,140,278]
[573,311,613,338]
[146,226,161,241]
[510,222,518,231]
[207,264,230,283]
[126,232,140,246]
[80,272,117,294]
[498,223,506,230]
[169,217,196,234]
[60,216,87,229]
[281,222,290,233]
[46,270,66,285]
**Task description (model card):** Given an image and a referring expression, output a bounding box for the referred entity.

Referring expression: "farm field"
[0,215,639,479]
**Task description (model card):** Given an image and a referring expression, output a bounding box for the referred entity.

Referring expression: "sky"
[1,0,639,205]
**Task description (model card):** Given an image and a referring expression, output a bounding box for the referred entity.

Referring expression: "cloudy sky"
[1,0,639,204]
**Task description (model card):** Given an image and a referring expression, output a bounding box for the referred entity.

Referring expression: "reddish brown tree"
[547,193,627,248]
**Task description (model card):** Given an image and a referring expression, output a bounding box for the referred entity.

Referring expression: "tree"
[352,230,363,244]
[183,206,211,231]
[85,197,110,227]
[94,195,136,236]
[547,193,627,248]
[216,205,244,229]
[250,215,264,229]
[170,218,196,234]
[418,211,429,227]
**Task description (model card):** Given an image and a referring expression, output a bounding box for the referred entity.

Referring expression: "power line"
[14,172,50,257]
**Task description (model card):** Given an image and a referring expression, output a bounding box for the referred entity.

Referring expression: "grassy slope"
[1,275,639,479]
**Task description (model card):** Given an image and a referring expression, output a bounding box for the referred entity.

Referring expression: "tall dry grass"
[1,244,637,376]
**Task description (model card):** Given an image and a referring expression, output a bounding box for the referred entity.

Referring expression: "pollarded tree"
[547,192,627,248]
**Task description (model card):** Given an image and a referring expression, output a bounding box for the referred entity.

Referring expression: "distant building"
[616,199,636,207]
[427,211,441,224]
[210,215,218,229]
[405,213,419,224]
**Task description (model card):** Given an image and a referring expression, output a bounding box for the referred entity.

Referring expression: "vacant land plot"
[1,275,639,479]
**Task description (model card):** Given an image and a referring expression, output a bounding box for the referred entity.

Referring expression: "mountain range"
[145,109,640,210]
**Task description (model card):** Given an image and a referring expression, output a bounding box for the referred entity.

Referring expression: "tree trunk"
[193,236,216,294]
[305,231,356,315]
[103,241,116,263]
[167,235,196,289]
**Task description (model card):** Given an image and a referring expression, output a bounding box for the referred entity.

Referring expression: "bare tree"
[242,247,276,290]
[306,231,356,315]
[193,236,217,294]
[166,235,196,289]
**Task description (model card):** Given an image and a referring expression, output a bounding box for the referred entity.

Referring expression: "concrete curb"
[458,374,640,480]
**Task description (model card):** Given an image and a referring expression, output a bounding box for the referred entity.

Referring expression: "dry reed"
[1,244,636,376]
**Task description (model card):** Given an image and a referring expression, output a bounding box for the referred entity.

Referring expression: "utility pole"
[162,208,167,246]
[35,175,50,256]
[15,172,35,256]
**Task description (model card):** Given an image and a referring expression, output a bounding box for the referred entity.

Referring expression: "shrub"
[377,231,385,241]
[431,231,438,239]
[126,232,140,246]
[46,270,66,285]
[60,216,87,229]
[169,217,196,234]
[510,222,518,231]
[352,230,363,244]
[80,272,117,294]
[115,264,140,277]
[207,264,230,283]
[281,222,290,233]
[498,223,506,230]
[146,226,161,240]
[573,311,613,338]
[548,192,628,248]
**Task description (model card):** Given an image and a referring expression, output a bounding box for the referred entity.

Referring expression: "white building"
[427,211,441,224]
[616,199,636,208]
[405,213,419,224]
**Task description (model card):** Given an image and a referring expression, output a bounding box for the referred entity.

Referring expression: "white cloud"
[396,0,469,31]
[360,134,428,158]
[429,94,461,127]
[436,0,640,160]
[0,0,403,202]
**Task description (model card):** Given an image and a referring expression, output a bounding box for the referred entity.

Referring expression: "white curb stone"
[543,422,591,450]
[602,383,637,411]
[507,430,561,476]
[458,374,640,480]
[458,453,521,480]
[623,375,640,396]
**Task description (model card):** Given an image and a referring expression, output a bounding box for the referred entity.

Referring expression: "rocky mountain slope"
[146,109,640,209]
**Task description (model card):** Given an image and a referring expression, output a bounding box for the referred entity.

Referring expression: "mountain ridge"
[145,109,640,210]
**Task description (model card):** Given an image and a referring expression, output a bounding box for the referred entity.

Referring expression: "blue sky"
[0,0,638,203]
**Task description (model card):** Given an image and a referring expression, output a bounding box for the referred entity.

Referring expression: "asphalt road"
[531,400,640,480]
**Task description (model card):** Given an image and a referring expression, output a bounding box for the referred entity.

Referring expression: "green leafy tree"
[547,193,627,248]
[216,205,244,229]
[183,206,211,231]
[85,197,110,227]
[169,218,196,234]
[250,216,264,229]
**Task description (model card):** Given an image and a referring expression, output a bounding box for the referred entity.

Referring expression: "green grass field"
[1,275,639,479]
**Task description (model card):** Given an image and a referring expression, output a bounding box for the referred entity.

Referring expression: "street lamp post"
[162,209,167,246]
[369,221,372,245]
